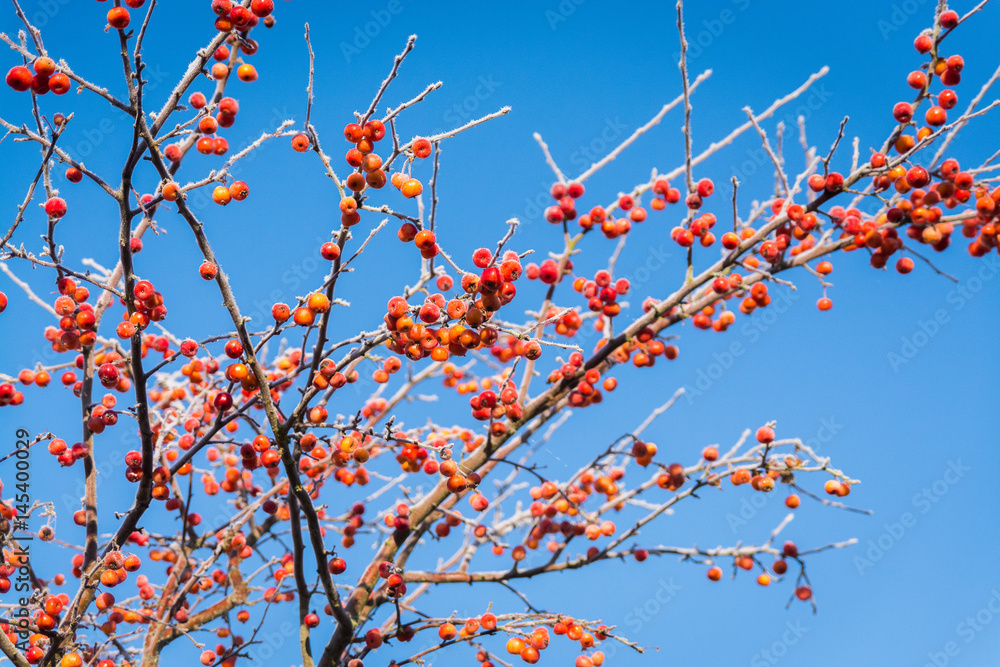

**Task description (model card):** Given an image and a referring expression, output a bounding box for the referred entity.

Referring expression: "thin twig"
[532,132,566,184]
[574,69,712,183]
[360,35,417,125]
[676,0,695,192]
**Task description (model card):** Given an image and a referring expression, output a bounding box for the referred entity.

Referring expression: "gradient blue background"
[2,1,999,666]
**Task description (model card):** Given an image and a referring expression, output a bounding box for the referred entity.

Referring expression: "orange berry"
[401,178,423,198]
[438,622,457,641]
[237,64,258,82]
[413,138,432,158]
[307,293,330,313]
[212,185,232,206]
[291,133,310,152]
[61,654,83,667]
[107,7,130,29]
[293,306,315,326]
[506,637,526,654]
[229,180,249,201]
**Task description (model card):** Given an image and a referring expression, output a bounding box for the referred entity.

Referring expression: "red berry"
[6,66,33,92]
[892,102,913,124]
[45,197,68,218]
[224,340,244,359]
[925,106,947,127]
[328,557,347,574]
[33,57,55,77]
[824,172,844,193]
[673,227,694,247]
[31,73,50,95]
[229,181,249,201]
[250,0,274,17]
[941,68,961,87]
[291,133,310,152]
[363,120,386,141]
[939,10,959,29]
[906,71,927,90]
[97,363,119,388]
[412,138,432,158]
[906,166,930,188]
[214,391,233,411]
[939,89,958,110]
[107,7,131,29]
[199,261,218,280]
[755,426,775,444]
[344,123,364,143]
[320,242,341,261]
[49,73,70,95]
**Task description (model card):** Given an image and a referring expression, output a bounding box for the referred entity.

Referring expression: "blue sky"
[2,1,1000,666]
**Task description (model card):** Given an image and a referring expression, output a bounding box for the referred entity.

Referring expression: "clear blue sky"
[2,1,999,666]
